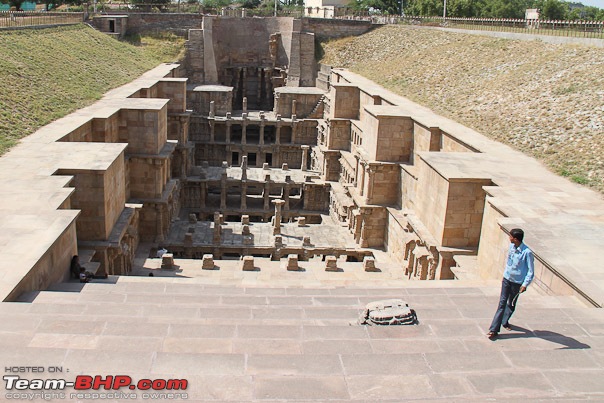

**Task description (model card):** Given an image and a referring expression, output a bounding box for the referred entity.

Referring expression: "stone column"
[259,120,265,146]
[272,199,285,235]
[359,162,366,196]
[359,209,370,248]
[283,182,290,211]
[291,99,297,116]
[155,205,164,243]
[242,96,247,112]
[220,173,227,209]
[301,145,309,171]
[241,180,247,209]
[209,100,215,118]
[241,155,248,180]
[275,115,281,145]
[226,114,232,143]
[210,120,215,143]
[291,119,297,144]
[213,212,221,244]
[200,182,206,209]
[241,113,247,145]
[263,174,271,210]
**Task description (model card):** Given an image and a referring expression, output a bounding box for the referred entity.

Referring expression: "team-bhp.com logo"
[4,375,189,400]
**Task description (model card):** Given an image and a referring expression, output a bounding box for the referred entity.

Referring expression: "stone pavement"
[166,216,358,249]
[2,258,604,402]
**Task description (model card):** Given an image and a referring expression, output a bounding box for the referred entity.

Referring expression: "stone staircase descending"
[1,275,603,401]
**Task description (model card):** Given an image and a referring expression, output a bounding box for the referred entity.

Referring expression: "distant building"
[304,0,351,18]
[525,8,540,20]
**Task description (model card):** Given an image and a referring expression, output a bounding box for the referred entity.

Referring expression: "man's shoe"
[503,323,513,331]
[486,331,498,340]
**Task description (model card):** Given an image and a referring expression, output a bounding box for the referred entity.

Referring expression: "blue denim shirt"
[503,242,534,287]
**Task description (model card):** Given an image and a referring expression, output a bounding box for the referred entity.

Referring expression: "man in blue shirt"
[487,228,534,340]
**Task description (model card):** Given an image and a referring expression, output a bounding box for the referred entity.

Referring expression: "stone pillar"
[291,99,297,116]
[220,173,227,210]
[272,199,285,235]
[259,121,265,145]
[359,209,370,248]
[291,118,297,144]
[284,182,290,211]
[209,101,215,118]
[263,175,271,210]
[301,145,309,171]
[359,162,366,196]
[210,120,215,143]
[241,113,247,145]
[155,205,164,243]
[241,155,248,180]
[242,97,247,112]
[275,116,281,145]
[213,212,221,244]
[226,117,232,144]
[200,182,206,209]
[241,180,247,209]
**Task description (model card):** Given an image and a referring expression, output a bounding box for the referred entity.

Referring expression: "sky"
[575,0,604,8]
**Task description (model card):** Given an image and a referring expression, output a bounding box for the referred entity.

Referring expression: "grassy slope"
[320,25,604,194]
[0,25,184,154]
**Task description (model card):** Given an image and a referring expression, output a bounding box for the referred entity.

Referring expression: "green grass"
[0,24,184,155]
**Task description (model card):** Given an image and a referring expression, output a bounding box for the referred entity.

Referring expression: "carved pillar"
[259,121,265,146]
[210,120,215,143]
[272,199,285,235]
[359,208,370,248]
[213,212,221,244]
[241,180,247,209]
[284,182,290,211]
[226,118,232,144]
[359,161,366,196]
[291,118,297,144]
[263,174,270,210]
[241,155,248,180]
[155,205,164,243]
[275,116,281,145]
[241,113,247,145]
[220,173,227,210]
[200,182,206,209]
[209,100,215,118]
[301,145,309,171]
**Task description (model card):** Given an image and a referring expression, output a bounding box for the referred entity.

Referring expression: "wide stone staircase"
[1,275,604,401]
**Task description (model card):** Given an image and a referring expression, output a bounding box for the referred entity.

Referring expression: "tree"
[540,0,568,19]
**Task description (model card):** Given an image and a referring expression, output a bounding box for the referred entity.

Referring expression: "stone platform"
[2,258,603,401]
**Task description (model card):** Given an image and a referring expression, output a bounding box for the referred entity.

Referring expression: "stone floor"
[2,253,604,402]
[166,215,358,249]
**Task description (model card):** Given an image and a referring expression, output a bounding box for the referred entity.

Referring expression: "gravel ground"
[320,25,604,194]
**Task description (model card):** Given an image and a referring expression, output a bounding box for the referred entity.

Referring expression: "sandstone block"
[363,256,379,272]
[202,254,215,270]
[161,253,174,270]
[286,254,300,271]
[325,256,338,272]
[242,256,255,271]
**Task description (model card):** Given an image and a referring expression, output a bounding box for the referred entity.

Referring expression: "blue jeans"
[489,278,521,333]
